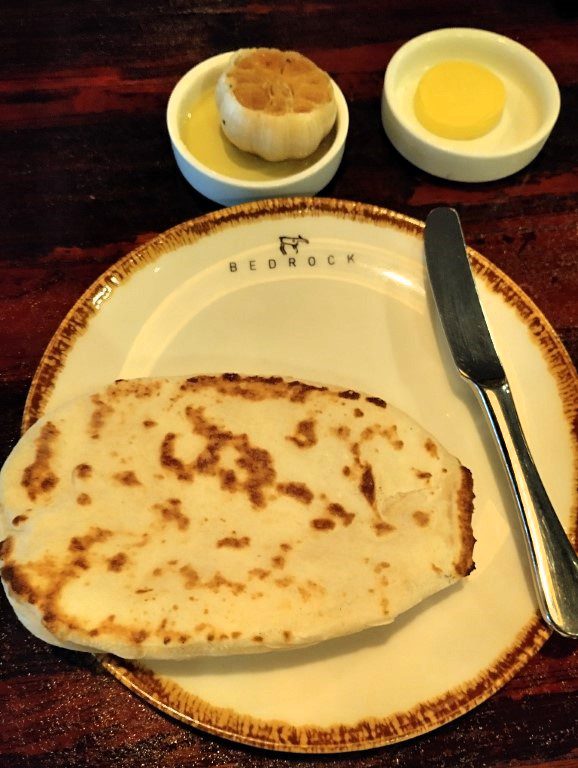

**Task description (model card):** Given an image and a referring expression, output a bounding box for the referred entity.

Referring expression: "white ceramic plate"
[24,198,577,753]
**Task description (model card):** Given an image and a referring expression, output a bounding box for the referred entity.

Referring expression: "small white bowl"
[381,28,560,182]
[167,52,349,206]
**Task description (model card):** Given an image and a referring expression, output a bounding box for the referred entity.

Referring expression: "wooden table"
[1,2,576,766]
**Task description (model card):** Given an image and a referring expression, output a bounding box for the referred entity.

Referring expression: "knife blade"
[424,206,578,638]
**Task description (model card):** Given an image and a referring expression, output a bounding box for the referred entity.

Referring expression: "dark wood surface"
[1,2,577,766]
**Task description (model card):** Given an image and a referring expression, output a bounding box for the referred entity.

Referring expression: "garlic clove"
[216,48,337,162]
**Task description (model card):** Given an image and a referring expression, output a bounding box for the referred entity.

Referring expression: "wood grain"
[0,1,576,765]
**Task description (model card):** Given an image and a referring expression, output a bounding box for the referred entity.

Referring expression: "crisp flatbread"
[0,374,475,659]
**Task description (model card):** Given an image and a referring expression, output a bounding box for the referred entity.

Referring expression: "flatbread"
[0,374,475,659]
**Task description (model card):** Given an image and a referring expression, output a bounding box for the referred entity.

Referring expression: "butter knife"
[424,206,578,638]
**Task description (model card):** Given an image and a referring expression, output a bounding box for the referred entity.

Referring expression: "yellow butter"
[414,60,505,140]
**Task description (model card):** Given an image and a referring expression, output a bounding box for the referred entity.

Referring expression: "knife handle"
[471,380,578,638]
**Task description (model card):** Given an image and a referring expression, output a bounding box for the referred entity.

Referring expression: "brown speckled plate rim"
[22,197,577,753]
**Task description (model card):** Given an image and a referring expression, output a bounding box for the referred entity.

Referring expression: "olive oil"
[180,88,335,182]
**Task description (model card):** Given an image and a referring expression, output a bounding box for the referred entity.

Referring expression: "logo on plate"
[227,233,355,272]
[278,234,309,255]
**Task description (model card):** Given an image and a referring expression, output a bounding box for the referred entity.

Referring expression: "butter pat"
[414,60,506,140]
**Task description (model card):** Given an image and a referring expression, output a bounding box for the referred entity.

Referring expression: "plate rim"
[21,197,578,753]
[100,616,549,753]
